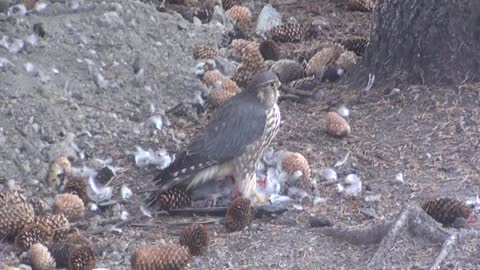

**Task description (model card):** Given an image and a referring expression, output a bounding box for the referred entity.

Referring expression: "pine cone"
[222,0,241,10]
[131,245,192,270]
[222,78,240,93]
[0,190,35,240]
[422,198,473,228]
[192,45,218,60]
[241,42,263,67]
[49,241,96,270]
[220,25,249,47]
[3,265,20,270]
[267,23,305,43]
[259,39,280,61]
[63,176,88,204]
[152,187,192,211]
[68,245,96,270]
[15,224,49,251]
[31,213,70,242]
[232,64,258,87]
[335,51,358,71]
[202,70,226,88]
[225,197,254,232]
[94,166,114,186]
[53,194,85,221]
[306,45,345,77]
[233,43,266,86]
[269,59,305,84]
[179,224,209,256]
[47,156,72,189]
[208,88,240,108]
[282,152,311,180]
[29,243,56,270]
[192,0,216,24]
[230,39,256,60]
[225,5,252,27]
[325,112,351,138]
[29,196,48,215]
[203,70,240,93]
[341,36,369,56]
[288,76,321,91]
[347,0,374,12]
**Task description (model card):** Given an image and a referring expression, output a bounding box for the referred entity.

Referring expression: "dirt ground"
[1,0,479,269]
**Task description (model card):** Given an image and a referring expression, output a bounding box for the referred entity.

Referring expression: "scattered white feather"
[93,72,109,89]
[140,204,153,218]
[25,34,39,46]
[94,157,113,168]
[292,204,303,211]
[144,115,163,130]
[336,183,344,193]
[120,210,129,220]
[270,194,290,204]
[313,196,326,205]
[87,176,113,202]
[121,185,133,200]
[193,90,205,106]
[291,170,303,181]
[0,36,10,50]
[466,195,480,210]
[34,2,48,12]
[337,105,350,118]
[72,166,97,178]
[365,194,381,202]
[287,186,309,200]
[0,57,14,68]
[89,203,98,211]
[319,167,337,182]
[24,62,38,75]
[334,151,350,168]
[7,179,17,190]
[128,146,173,169]
[194,62,207,76]
[395,173,404,184]
[9,38,24,53]
[256,147,311,201]
[8,4,27,16]
[344,174,362,196]
[71,1,80,10]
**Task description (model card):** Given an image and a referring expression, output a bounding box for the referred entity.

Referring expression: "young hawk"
[146,70,282,208]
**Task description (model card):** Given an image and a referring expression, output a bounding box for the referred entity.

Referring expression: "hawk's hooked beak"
[274,80,281,89]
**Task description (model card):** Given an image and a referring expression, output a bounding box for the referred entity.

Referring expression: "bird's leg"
[254,189,271,204]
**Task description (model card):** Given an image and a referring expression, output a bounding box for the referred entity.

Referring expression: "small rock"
[33,23,47,38]
[309,216,332,228]
[19,264,33,270]
[256,4,282,35]
[0,0,10,13]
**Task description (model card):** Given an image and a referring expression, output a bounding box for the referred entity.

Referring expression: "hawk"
[146,70,282,208]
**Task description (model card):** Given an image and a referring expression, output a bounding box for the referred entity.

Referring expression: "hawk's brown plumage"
[146,70,282,208]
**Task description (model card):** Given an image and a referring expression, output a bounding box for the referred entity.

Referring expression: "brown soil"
[2,0,479,269]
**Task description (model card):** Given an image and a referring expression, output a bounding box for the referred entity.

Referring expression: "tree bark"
[354,0,480,87]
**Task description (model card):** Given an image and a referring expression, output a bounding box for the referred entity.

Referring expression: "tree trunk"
[355,0,480,87]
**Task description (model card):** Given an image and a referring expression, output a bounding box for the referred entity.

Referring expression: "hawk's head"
[246,70,281,108]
